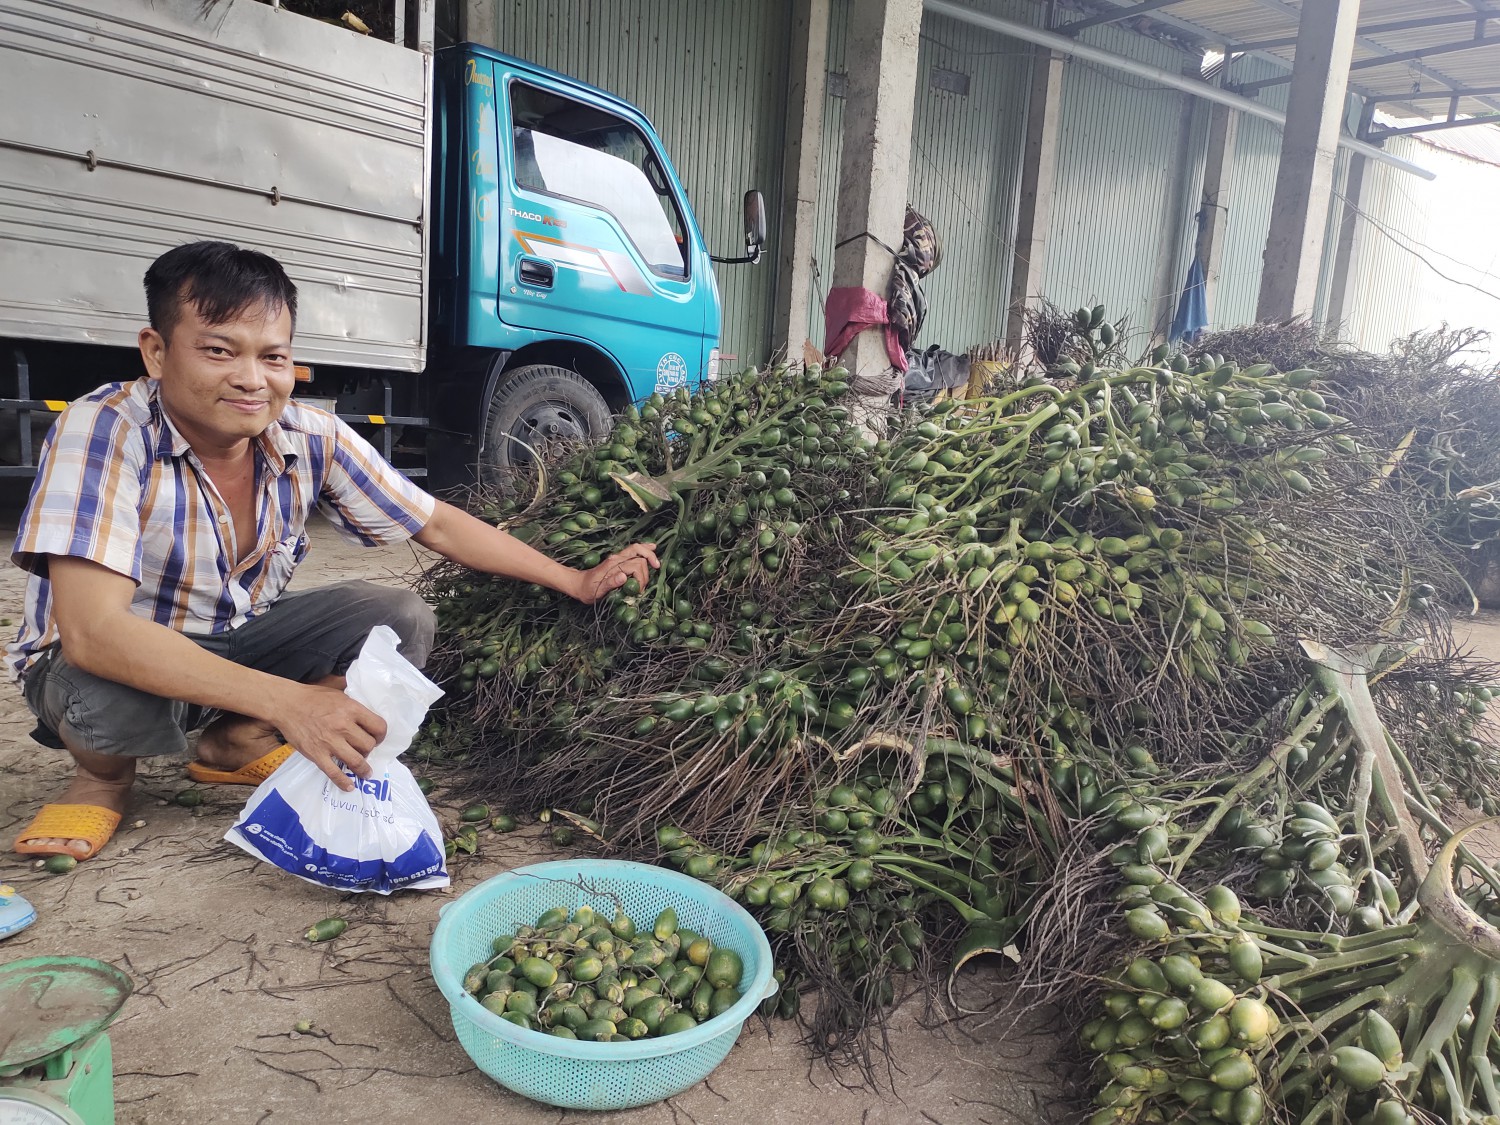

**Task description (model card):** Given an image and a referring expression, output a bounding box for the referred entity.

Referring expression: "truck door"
[495,75,708,398]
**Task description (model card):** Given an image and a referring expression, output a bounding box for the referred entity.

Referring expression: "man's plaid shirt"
[8,377,434,680]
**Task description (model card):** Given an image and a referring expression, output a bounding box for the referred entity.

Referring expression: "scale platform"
[0,957,132,1125]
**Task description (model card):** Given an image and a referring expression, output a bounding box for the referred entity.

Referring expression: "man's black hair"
[143,240,298,342]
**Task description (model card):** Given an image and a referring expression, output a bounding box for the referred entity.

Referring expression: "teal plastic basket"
[430,859,776,1111]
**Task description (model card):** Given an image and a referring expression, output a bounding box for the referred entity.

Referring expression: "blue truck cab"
[0,2,762,487]
[428,44,763,480]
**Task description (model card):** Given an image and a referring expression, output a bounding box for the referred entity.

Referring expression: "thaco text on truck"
[0,0,765,485]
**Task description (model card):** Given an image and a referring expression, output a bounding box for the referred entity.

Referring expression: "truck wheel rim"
[512,403,590,463]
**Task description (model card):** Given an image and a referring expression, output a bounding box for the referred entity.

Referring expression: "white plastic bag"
[226,625,448,894]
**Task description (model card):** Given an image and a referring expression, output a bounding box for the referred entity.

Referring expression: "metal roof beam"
[1057,0,1189,36]
[1231,0,1500,117]
[1370,114,1500,137]
[1027,0,1276,63]
[1366,84,1500,102]
[1348,32,1500,70]
[1238,33,1500,91]
[1036,0,1353,98]
[1071,0,1500,119]
[921,0,1435,178]
[1232,10,1500,54]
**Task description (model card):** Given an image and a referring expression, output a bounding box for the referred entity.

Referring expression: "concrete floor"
[0,508,1068,1125]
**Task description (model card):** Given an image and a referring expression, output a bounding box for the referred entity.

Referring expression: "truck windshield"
[509,81,689,279]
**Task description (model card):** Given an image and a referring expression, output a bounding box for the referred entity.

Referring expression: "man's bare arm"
[48,556,384,790]
[414,499,658,604]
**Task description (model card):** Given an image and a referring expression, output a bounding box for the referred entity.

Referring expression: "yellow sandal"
[185,742,294,785]
[14,803,123,860]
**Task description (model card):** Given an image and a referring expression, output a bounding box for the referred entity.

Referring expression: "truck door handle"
[518,258,554,288]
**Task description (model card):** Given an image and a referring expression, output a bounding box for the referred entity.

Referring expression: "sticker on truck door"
[655,352,688,392]
[513,232,652,296]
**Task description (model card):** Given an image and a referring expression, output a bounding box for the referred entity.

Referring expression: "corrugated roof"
[1410,116,1500,166]
[1050,0,1500,132]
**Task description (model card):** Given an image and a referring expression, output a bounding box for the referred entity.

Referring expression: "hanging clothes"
[887,206,942,357]
[823,285,907,371]
[1170,257,1209,343]
[822,206,943,389]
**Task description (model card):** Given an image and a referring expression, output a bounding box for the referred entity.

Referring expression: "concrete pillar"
[771,0,831,358]
[1255,0,1362,322]
[462,0,494,44]
[829,0,923,396]
[1323,152,1366,330]
[409,0,435,54]
[1196,102,1239,318]
[1004,46,1065,353]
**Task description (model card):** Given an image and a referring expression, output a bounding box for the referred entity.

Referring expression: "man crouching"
[11,240,655,860]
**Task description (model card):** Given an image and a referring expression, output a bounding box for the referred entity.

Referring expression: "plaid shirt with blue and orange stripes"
[7,377,436,681]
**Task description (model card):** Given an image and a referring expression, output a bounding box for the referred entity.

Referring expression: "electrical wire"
[917,29,1034,60]
[1372,160,1500,278]
[1334,186,1500,306]
[910,134,1018,257]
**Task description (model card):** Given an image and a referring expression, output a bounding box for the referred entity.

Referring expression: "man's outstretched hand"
[573,542,660,605]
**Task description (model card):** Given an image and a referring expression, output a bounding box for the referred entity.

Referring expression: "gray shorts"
[21,581,436,759]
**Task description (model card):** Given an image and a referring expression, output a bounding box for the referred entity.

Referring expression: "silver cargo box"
[0,0,430,371]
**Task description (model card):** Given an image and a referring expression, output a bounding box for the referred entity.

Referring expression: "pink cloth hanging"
[822,286,908,373]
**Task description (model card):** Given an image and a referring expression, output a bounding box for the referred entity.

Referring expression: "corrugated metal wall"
[1311,144,1352,324]
[812,0,1032,353]
[807,6,1328,355]
[1043,23,1203,344]
[1169,101,1211,338]
[906,0,1032,351]
[470,1,1488,374]
[1337,143,1428,346]
[1201,64,1376,336]
[1340,136,1500,362]
[468,0,791,367]
[1211,57,1289,330]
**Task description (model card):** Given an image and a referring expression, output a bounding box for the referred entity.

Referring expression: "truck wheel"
[481,364,611,479]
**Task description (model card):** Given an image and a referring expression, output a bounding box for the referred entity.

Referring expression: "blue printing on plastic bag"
[231,788,447,893]
[224,626,448,893]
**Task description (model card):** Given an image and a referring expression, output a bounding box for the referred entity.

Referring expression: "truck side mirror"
[743,190,767,252]
[712,191,768,265]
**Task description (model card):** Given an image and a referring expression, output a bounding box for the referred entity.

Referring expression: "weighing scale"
[0,957,132,1125]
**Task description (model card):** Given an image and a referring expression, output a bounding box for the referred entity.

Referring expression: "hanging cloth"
[887,206,942,356]
[1170,257,1209,343]
[822,206,943,379]
[823,286,907,371]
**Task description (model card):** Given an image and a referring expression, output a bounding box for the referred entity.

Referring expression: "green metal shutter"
[908,1,1031,352]
[1210,58,1291,331]
[1042,24,1202,339]
[809,0,848,350]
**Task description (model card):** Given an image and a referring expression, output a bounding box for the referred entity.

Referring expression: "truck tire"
[481,364,611,479]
